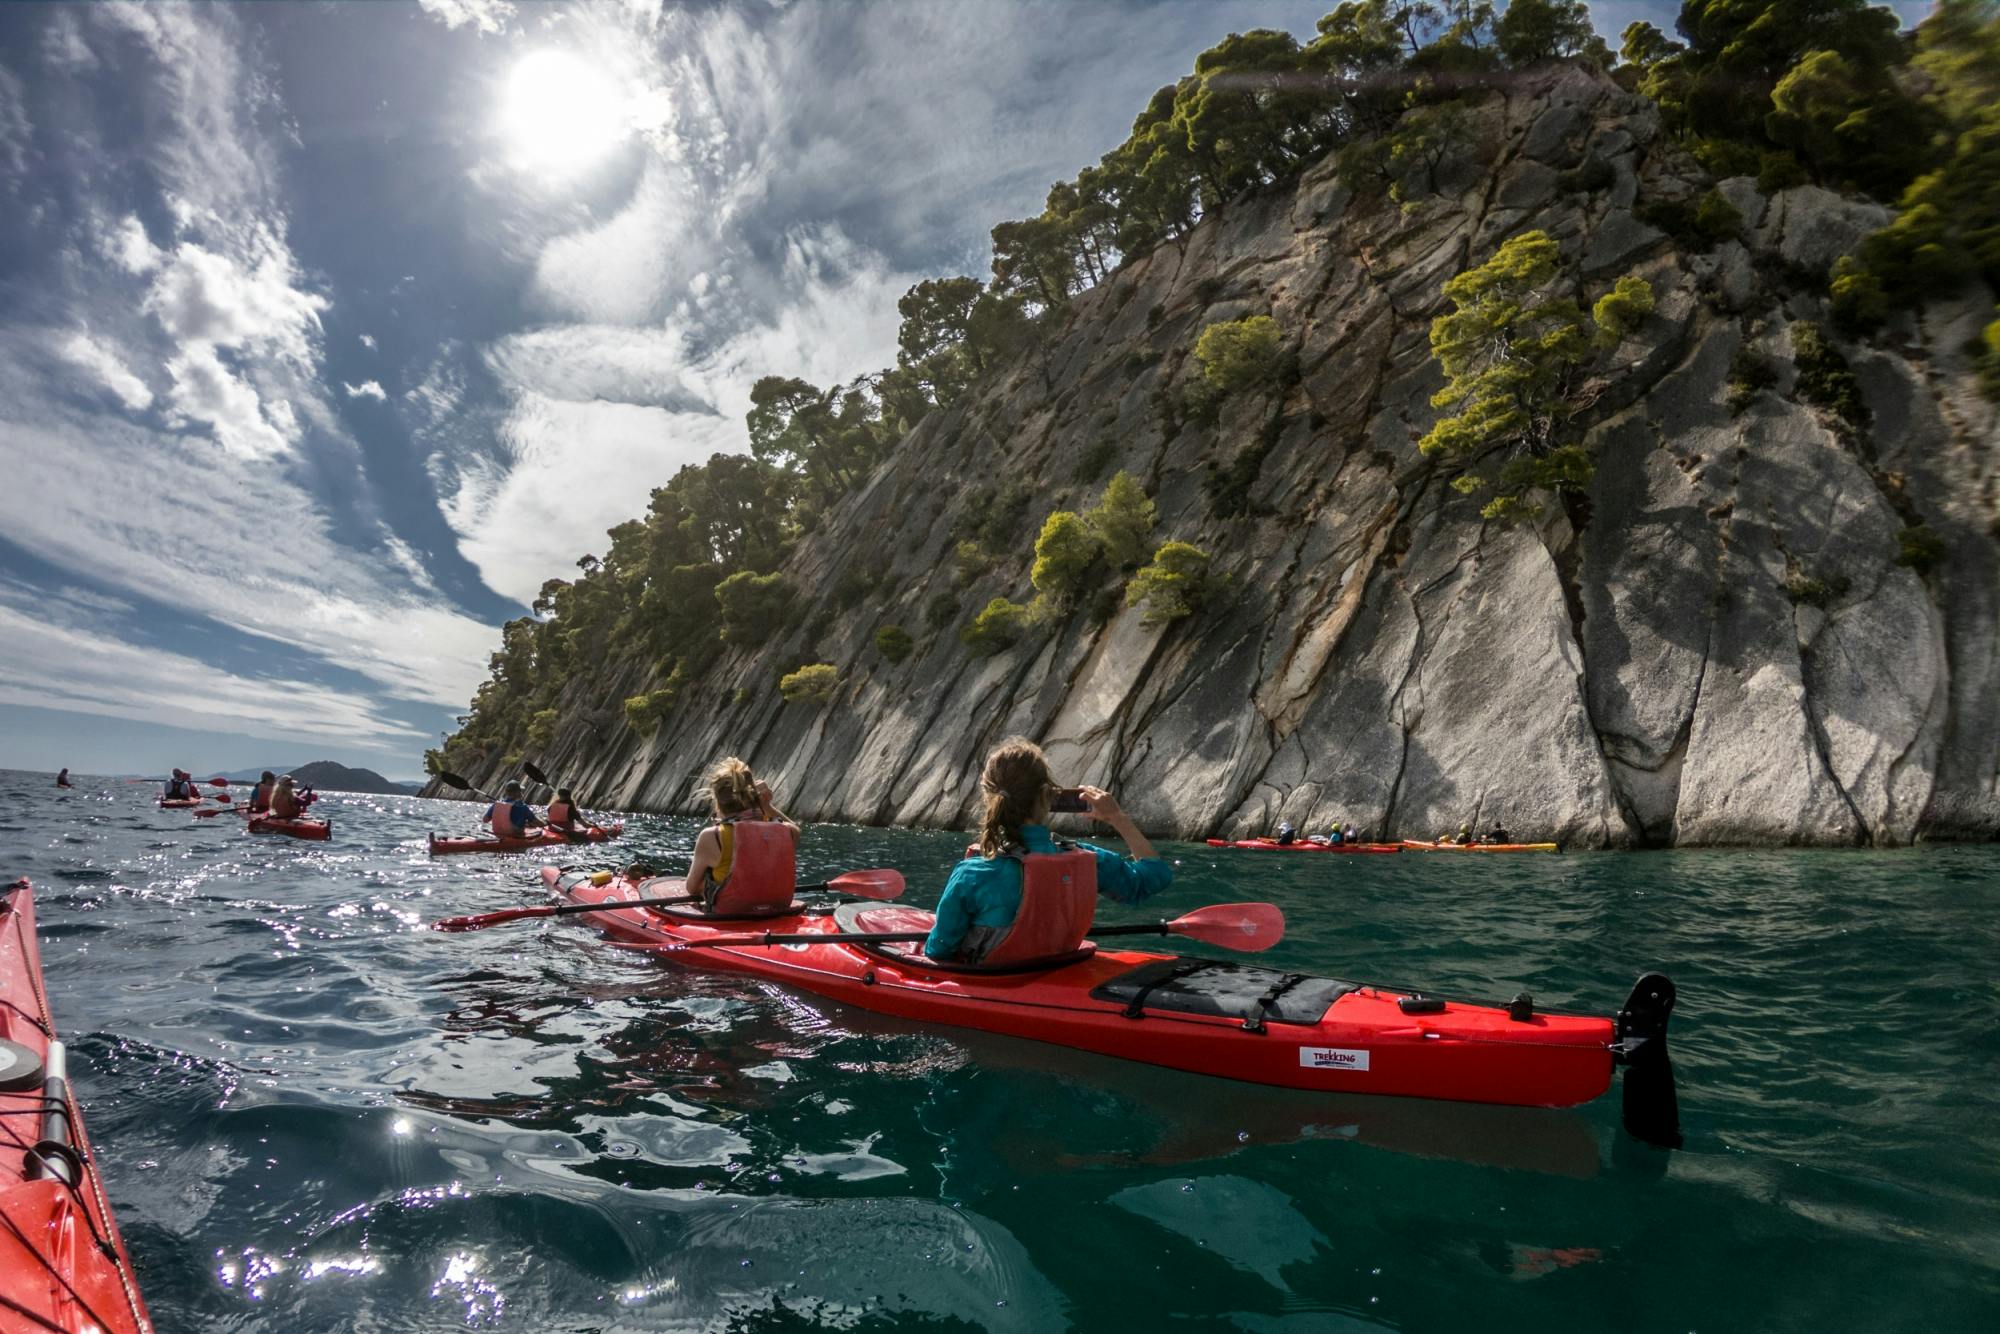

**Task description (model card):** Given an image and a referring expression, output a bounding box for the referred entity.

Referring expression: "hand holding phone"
[1050,787,1088,814]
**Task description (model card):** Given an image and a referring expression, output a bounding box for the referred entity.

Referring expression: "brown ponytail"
[708,756,758,819]
[977,737,1053,857]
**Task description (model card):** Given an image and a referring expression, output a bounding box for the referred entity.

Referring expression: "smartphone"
[1050,787,1089,814]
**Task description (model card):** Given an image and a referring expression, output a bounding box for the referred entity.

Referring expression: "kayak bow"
[522,868,1681,1145]
[1,879,153,1333]
[1205,838,1402,853]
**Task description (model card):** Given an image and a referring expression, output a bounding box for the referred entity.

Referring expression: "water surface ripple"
[6,772,1997,1330]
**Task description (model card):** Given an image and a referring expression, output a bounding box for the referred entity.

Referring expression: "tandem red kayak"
[1,879,153,1333]
[247,815,331,841]
[527,868,1682,1144]
[427,823,624,856]
[1204,839,1402,853]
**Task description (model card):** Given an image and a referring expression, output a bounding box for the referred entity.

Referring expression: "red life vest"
[548,800,576,827]
[706,820,797,914]
[977,847,1098,967]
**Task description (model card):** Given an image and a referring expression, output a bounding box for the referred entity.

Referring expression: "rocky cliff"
[434,67,2000,847]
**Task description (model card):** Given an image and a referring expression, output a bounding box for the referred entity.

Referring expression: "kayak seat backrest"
[976,849,1099,968]
[709,820,797,914]
[831,903,1096,974]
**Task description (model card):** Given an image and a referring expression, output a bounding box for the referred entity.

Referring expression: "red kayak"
[1205,838,1401,853]
[1,879,153,1333]
[529,868,1681,1140]
[247,815,331,841]
[427,823,624,856]
[155,798,203,809]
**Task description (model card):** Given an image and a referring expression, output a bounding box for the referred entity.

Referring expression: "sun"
[498,48,631,177]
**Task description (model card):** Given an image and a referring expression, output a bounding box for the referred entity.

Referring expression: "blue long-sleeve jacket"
[924,823,1173,959]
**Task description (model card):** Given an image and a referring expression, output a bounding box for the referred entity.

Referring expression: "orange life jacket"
[704,819,797,914]
[548,800,576,827]
[976,847,1098,967]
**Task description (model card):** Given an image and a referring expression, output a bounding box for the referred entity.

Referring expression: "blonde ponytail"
[708,756,759,819]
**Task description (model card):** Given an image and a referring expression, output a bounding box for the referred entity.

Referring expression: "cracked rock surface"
[439,69,1999,847]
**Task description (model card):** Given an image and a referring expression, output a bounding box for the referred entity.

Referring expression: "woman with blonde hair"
[923,737,1171,964]
[681,757,800,914]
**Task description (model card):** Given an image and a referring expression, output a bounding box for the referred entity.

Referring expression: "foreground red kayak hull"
[531,868,1621,1110]
[1205,839,1402,853]
[247,815,331,841]
[1,879,152,1333]
[428,823,624,856]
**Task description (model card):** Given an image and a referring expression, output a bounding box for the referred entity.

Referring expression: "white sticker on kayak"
[1299,1046,1370,1072]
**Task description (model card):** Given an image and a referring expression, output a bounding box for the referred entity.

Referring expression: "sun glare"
[499,48,630,176]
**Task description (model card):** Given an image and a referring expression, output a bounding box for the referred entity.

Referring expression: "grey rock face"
[445,69,2000,848]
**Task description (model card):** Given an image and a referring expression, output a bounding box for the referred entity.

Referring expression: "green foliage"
[1592,275,1656,346]
[1637,188,1741,250]
[1421,230,1653,518]
[1496,0,1608,67]
[1896,524,1948,573]
[1340,101,1478,204]
[924,591,958,633]
[875,624,914,663]
[1756,150,1811,193]
[960,596,1032,654]
[715,570,792,645]
[526,708,559,751]
[1790,321,1871,435]
[1126,542,1213,623]
[1727,345,1780,413]
[1086,470,1158,569]
[1829,255,1890,332]
[623,687,679,734]
[1979,316,2000,399]
[1618,20,1683,70]
[1784,569,1852,606]
[1195,315,1286,394]
[954,477,1036,550]
[952,539,992,587]
[1030,510,1103,607]
[1072,437,1119,484]
[779,663,840,705]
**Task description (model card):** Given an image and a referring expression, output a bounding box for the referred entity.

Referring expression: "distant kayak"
[248,814,331,841]
[427,823,624,856]
[1400,840,1560,854]
[156,797,203,809]
[1205,838,1402,854]
[1,878,153,1333]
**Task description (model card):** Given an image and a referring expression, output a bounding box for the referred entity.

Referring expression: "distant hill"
[214,761,413,795]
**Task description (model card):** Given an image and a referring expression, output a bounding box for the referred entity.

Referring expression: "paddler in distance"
[162,768,197,801]
[545,788,591,837]
[55,768,71,788]
[924,737,1172,965]
[269,774,306,819]
[682,758,800,913]
[482,780,544,839]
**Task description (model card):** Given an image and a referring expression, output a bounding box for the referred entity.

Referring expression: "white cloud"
[60,332,153,412]
[343,379,387,400]
[358,333,376,349]
[160,342,290,457]
[437,392,742,603]
[98,214,163,274]
[0,593,426,751]
[42,11,99,73]
[418,0,516,37]
[0,64,30,179]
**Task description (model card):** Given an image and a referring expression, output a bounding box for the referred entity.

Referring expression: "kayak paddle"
[436,770,497,800]
[193,804,251,818]
[430,868,908,933]
[666,903,1285,953]
[523,760,606,827]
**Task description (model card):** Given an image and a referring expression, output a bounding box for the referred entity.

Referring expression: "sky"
[0,1,1933,780]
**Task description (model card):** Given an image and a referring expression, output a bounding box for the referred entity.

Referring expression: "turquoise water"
[5,769,1997,1330]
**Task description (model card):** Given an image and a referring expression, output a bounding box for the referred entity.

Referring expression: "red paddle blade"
[433,905,554,932]
[1167,902,1285,951]
[206,777,231,786]
[825,869,904,900]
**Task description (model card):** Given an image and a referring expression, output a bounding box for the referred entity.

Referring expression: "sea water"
[5,770,1996,1330]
